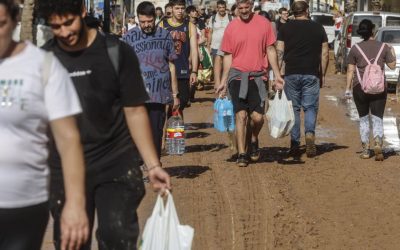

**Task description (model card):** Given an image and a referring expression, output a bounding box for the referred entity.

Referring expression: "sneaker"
[237,153,249,167]
[249,140,260,162]
[359,143,370,159]
[374,136,384,161]
[305,132,316,158]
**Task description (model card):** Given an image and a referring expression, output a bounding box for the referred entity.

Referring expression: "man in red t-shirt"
[216,0,284,167]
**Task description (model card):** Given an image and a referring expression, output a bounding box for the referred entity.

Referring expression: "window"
[381,30,400,43]
[352,15,382,36]
[386,16,400,26]
[311,15,335,26]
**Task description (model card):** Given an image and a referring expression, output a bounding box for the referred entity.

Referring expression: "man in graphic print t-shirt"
[123,1,179,158]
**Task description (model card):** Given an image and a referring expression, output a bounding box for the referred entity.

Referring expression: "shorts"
[228,79,264,114]
[211,48,219,57]
[178,79,190,111]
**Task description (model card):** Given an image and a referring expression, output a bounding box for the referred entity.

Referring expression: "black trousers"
[145,103,166,159]
[0,202,49,250]
[49,153,145,250]
[178,79,190,111]
[353,84,387,118]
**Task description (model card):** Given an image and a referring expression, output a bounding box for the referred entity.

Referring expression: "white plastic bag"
[140,191,194,250]
[266,90,295,138]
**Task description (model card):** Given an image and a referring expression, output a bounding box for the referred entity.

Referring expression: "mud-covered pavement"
[43,61,400,249]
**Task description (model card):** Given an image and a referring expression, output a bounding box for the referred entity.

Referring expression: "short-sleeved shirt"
[348,40,396,86]
[123,27,177,104]
[278,20,328,76]
[211,14,231,50]
[0,42,81,208]
[221,14,276,72]
[44,32,149,173]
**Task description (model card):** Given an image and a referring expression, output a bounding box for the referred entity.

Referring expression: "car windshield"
[381,30,400,43]
[352,15,382,36]
[311,15,334,26]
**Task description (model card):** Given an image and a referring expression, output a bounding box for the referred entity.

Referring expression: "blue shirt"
[123,26,177,104]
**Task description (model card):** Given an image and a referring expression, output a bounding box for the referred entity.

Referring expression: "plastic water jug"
[166,111,185,155]
[214,98,235,132]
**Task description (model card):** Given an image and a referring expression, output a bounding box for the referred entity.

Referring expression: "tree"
[20,0,35,42]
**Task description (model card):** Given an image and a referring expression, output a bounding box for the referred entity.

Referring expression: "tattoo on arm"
[277,49,284,67]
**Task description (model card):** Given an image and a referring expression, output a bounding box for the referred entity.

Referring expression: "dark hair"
[357,19,375,41]
[254,6,261,11]
[186,5,196,14]
[165,2,172,9]
[156,7,163,13]
[290,1,308,17]
[259,11,271,21]
[278,7,288,14]
[0,0,20,21]
[137,1,156,17]
[37,0,83,21]
[231,4,237,13]
[169,0,186,7]
[216,0,226,6]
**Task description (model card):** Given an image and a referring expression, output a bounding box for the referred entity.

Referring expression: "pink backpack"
[355,43,386,94]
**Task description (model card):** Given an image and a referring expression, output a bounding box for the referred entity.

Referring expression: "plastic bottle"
[213,98,221,129]
[166,111,185,155]
[216,98,235,132]
[223,99,235,132]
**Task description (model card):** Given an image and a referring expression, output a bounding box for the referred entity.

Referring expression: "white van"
[310,12,335,45]
[336,11,400,71]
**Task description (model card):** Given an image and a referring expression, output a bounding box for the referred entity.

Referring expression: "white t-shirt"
[211,14,231,50]
[0,42,82,208]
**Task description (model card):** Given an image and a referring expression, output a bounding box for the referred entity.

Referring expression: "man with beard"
[216,0,283,167]
[123,1,179,159]
[160,0,198,116]
[37,0,171,249]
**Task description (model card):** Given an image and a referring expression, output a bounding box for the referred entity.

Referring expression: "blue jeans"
[284,74,320,146]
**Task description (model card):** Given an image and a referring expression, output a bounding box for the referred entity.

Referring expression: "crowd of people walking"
[0,0,397,249]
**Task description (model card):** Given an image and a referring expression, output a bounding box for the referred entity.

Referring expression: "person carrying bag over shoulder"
[345,19,396,161]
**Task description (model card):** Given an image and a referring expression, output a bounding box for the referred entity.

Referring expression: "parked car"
[310,12,335,46]
[335,11,400,72]
[375,26,400,90]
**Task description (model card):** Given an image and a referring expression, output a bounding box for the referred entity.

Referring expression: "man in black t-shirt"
[276,1,329,158]
[38,1,171,249]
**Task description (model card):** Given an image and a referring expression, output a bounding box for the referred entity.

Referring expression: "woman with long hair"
[346,19,396,161]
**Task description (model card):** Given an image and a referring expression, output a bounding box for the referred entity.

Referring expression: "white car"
[310,12,335,45]
[375,26,400,89]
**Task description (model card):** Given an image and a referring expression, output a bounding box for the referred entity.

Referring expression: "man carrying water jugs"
[215,0,283,167]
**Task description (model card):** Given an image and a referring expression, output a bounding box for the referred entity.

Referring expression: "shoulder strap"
[354,43,371,65]
[42,52,53,87]
[373,43,386,65]
[104,34,120,75]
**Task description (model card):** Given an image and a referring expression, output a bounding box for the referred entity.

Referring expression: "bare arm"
[169,61,180,110]
[267,44,285,89]
[50,116,88,250]
[208,28,213,49]
[213,55,223,89]
[275,40,285,69]
[321,42,329,76]
[189,22,199,84]
[346,63,355,91]
[215,53,232,96]
[124,106,171,192]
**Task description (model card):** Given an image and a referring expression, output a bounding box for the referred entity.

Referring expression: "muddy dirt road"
[43,72,400,249]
